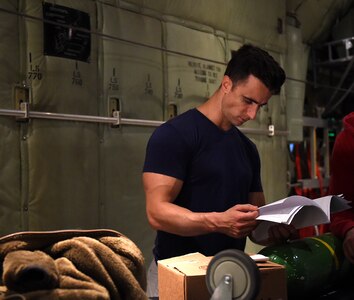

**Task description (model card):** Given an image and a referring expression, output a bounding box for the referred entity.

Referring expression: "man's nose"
[247,105,259,120]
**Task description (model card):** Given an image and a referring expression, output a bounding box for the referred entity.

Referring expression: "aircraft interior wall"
[0,0,302,262]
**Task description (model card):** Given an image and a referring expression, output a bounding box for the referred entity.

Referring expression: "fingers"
[221,217,258,238]
[228,216,259,238]
[229,223,256,238]
[235,204,259,212]
[232,204,259,220]
[268,224,298,243]
[220,204,261,238]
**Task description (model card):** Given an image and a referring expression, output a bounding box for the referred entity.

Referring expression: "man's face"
[221,74,272,128]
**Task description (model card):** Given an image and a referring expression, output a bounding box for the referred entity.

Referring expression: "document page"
[252,194,351,243]
[313,195,351,216]
[256,195,322,222]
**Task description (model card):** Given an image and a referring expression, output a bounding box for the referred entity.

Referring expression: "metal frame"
[299,117,330,189]
[0,102,289,136]
[313,37,354,66]
[312,37,354,118]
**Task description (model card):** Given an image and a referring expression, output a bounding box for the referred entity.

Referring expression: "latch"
[108,96,121,127]
[13,84,30,122]
[167,103,177,119]
[268,117,275,137]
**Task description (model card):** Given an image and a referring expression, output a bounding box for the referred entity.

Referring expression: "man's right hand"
[218,204,259,238]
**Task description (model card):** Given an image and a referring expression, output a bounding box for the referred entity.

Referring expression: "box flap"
[159,252,211,276]
[257,260,286,269]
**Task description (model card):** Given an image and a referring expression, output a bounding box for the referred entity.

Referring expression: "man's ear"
[221,75,233,93]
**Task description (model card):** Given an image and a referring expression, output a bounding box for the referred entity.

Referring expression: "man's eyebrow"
[244,96,267,107]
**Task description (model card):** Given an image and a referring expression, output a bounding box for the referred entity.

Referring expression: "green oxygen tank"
[259,233,353,298]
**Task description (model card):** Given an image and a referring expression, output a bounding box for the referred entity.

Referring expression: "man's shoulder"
[233,127,258,152]
[167,109,198,125]
[158,109,199,133]
[149,109,197,141]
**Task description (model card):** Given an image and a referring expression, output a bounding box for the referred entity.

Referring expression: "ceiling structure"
[287,0,353,44]
[287,0,354,119]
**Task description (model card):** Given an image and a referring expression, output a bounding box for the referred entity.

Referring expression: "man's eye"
[243,98,253,105]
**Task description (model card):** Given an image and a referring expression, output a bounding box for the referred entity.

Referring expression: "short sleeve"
[143,124,191,180]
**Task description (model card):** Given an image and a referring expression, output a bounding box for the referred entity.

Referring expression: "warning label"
[188,61,222,84]
[43,3,91,62]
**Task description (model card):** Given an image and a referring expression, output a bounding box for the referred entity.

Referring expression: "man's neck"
[197,89,231,131]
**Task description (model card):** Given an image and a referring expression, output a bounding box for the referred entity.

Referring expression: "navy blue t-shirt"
[143,109,263,260]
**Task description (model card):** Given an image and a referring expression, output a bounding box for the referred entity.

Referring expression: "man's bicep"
[143,172,183,204]
[143,172,184,229]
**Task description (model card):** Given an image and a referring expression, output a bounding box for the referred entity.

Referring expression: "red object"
[329,112,354,238]
[294,143,329,237]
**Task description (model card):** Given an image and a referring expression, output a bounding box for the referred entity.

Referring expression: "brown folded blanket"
[3,250,59,292]
[0,229,147,300]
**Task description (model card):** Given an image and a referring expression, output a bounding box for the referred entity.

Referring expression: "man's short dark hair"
[224,44,286,95]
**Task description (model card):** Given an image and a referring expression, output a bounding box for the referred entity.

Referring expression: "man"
[143,44,287,298]
[329,111,354,264]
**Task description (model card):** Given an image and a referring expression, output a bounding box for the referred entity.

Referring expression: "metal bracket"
[112,110,120,127]
[19,101,29,120]
[13,84,30,122]
[268,124,275,137]
[210,274,233,300]
[108,96,121,127]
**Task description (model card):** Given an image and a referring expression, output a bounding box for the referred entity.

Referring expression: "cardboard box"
[158,252,287,300]
[256,260,287,300]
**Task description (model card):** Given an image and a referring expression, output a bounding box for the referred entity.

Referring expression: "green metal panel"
[99,4,164,263]
[122,0,287,51]
[100,5,164,121]
[163,17,226,114]
[26,120,101,230]
[21,0,101,230]
[0,0,23,235]
[100,125,155,263]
